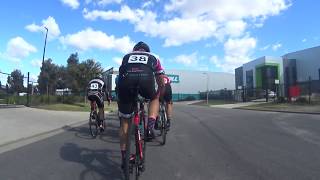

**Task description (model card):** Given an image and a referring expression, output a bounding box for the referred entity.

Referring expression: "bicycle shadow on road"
[65,126,94,140]
[64,113,121,143]
[60,143,123,180]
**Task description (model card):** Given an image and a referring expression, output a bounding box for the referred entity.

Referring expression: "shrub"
[277,96,286,103]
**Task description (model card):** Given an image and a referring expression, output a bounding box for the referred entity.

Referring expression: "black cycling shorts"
[117,66,157,117]
[163,83,172,103]
[87,91,104,108]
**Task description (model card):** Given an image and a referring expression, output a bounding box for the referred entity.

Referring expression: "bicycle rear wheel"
[160,105,167,145]
[140,112,147,164]
[124,121,137,180]
[89,111,98,138]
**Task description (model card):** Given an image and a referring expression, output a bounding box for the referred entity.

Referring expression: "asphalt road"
[1,104,320,180]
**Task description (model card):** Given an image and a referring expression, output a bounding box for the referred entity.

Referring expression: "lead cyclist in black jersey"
[117,41,165,169]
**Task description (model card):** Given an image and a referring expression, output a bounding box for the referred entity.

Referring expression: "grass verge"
[237,102,320,114]
[33,101,118,112]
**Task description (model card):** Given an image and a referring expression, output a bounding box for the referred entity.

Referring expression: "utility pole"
[27,72,30,107]
[42,27,48,65]
[42,27,49,99]
[203,72,209,105]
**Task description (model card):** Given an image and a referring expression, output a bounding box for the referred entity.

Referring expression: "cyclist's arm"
[153,58,166,95]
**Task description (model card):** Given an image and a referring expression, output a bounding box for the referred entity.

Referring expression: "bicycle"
[88,101,104,138]
[123,95,148,180]
[158,99,168,145]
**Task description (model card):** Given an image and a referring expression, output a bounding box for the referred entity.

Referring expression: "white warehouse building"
[107,69,235,101]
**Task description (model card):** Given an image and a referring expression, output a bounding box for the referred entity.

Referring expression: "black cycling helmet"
[133,41,150,52]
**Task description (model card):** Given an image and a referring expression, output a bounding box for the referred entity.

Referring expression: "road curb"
[234,107,320,115]
[0,104,25,109]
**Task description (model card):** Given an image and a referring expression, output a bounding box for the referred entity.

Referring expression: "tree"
[7,69,24,94]
[66,53,80,94]
[67,52,79,65]
[56,66,67,89]
[78,59,104,93]
[38,59,58,95]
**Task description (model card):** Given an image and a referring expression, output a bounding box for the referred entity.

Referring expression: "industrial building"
[105,69,235,101]
[235,45,320,100]
[282,46,320,97]
[235,56,283,98]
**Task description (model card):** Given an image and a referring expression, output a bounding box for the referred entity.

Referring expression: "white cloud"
[25,16,61,40]
[83,1,290,46]
[60,27,134,53]
[97,0,122,6]
[302,38,307,43]
[83,6,139,22]
[172,52,198,66]
[30,74,39,82]
[85,0,122,6]
[260,45,270,51]
[164,0,291,21]
[4,37,37,62]
[214,20,247,41]
[142,1,154,8]
[272,43,282,51]
[31,59,42,67]
[212,36,257,72]
[112,57,122,65]
[60,0,80,9]
[83,7,218,46]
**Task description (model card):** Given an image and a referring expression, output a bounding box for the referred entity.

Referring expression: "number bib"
[128,55,149,64]
[90,83,99,90]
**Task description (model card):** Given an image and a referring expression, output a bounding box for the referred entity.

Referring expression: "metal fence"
[233,80,320,103]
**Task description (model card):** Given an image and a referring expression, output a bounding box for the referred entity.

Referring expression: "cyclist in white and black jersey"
[87,76,107,130]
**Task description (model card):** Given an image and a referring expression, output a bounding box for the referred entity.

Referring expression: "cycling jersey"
[120,51,164,75]
[87,78,106,108]
[163,75,171,85]
[118,51,164,118]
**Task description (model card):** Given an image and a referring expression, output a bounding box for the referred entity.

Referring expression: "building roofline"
[282,45,320,57]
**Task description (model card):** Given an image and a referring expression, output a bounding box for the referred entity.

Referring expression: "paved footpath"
[209,101,266,109]
[0,107,89,154]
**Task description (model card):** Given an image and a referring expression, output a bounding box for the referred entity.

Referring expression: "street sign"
[167,74,179,83]
[275,79,280,84]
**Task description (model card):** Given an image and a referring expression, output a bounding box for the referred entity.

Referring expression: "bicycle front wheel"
[89,111,98,138]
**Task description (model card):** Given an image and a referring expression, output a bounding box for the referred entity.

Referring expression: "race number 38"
[128,55,149,64]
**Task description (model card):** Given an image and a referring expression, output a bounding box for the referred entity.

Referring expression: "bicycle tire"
[89,111,98,138]
[140,111,147,164]
[124,121,136,180]
[160,103,167,145]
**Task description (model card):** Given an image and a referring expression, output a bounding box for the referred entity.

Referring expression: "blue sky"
[0,0,319,84]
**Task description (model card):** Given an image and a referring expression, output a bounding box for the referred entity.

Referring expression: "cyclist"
[156,74,173,129]
[117,41,165,168]
[87,75,106,131]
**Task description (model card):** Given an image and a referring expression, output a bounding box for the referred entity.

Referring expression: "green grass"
[192,100,236,106]
[238,102,320,113]
[0,99,5,104]
[34,101,118,112]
